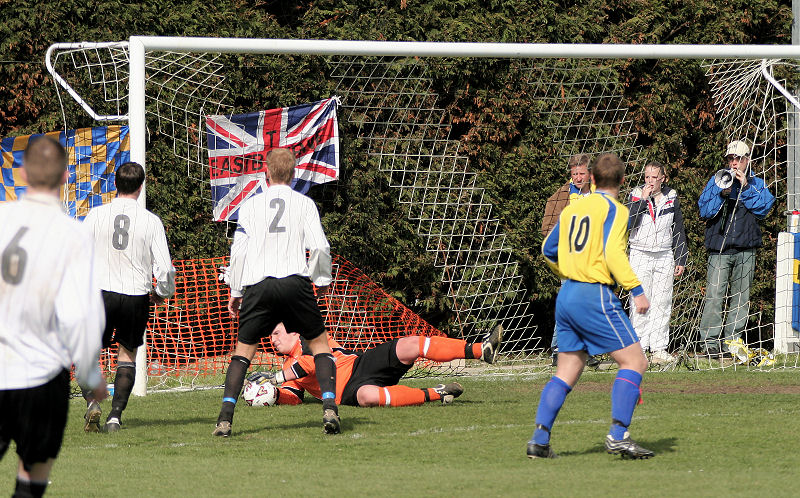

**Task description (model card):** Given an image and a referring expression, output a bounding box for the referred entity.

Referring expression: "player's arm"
[739,177,775,219]
[150,218,176,300]
[275,381,304,405]
[303,201,332,288]
[541,220,564,279]
[227,217,249,296]
[604,206,644,297]
[698,176,725,219]
[57,232,107,399]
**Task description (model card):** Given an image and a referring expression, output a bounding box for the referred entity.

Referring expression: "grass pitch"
[3,370,800,497]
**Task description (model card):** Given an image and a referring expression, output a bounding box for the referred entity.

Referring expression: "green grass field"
[3,370,800,497]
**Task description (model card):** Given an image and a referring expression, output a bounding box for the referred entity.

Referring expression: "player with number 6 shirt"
[1,136,107,497]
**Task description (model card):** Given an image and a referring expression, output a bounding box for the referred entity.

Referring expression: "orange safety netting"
[100,254,446,378]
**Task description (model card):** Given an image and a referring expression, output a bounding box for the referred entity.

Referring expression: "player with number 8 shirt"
[81,161,176,433]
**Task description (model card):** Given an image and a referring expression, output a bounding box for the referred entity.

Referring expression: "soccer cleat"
[84,401,102,433]
[526,442,558,459]
[104,417,121,433]
[212,420,232,437]
[587,355,601,368]
[605,432,655,459]
[322,409,341,434]
[433,382,464,405]
[481,323,504,364]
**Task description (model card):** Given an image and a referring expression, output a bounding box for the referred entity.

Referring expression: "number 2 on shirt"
[269,198,287,233]
[567,215,590,253]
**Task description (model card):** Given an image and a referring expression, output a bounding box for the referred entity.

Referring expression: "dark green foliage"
[0,0,793,332]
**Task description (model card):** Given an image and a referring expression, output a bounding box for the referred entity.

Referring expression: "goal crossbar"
[130,37,800,59]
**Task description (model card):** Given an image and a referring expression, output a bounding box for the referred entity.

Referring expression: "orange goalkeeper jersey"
[276,337,360,405]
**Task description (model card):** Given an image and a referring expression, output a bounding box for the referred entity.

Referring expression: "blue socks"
[531,376,572,445]
[609,369,642,440]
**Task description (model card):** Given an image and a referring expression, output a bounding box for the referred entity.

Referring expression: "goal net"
[42,39,800,391]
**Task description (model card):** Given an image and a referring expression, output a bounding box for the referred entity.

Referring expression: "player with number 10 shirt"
[530,153,653,460]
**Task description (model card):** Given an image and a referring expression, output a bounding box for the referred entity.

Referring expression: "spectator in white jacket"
[627,161,688,363]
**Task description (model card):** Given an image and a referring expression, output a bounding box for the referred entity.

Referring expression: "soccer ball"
[241,379,278,406]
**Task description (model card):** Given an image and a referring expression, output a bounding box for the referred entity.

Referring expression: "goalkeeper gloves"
[246,370,285,385]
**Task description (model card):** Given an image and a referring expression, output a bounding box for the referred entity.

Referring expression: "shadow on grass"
[553,437,678,458]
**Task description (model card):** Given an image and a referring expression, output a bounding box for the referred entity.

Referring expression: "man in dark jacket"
[697,140,775,357]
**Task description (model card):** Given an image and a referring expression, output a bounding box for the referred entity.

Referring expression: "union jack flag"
[205,97,340,221]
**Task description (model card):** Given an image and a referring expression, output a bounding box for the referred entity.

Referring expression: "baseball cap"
[725,140,750,157]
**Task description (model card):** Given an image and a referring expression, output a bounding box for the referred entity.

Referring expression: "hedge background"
[0,0,793,338]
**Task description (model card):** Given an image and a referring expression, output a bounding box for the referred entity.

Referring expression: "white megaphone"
[714,168,735,189]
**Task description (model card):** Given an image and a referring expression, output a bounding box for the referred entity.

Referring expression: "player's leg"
[698,253,733,355]
[305,333,340,434]
[527,350,585,459]
[104,293,150,432]
[13,371,70,496]
[16,459,54,498]
[214,341,258,436]
[283,275,341,434]
[214,280,274,436]
[605,343,653,459]
[82,291,118,433]
[104,346,136,433]
[394,324,503,365]
[724,249,755,347]
[355,382,464,407]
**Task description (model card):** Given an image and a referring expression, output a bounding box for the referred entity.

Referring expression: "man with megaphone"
[696,140,775,358]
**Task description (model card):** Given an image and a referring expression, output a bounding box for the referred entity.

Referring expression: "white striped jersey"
[82,197,175,297]
[229,184,331,298]
[0,193,104,390]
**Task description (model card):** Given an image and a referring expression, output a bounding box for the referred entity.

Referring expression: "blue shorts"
[555,280,639,356]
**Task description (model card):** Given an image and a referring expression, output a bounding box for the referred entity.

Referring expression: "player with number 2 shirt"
[213,147,341,437]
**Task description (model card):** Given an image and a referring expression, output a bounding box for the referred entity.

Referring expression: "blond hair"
[266,148,296,185]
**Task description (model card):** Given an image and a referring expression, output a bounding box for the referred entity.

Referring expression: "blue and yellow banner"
[0,125,129,218]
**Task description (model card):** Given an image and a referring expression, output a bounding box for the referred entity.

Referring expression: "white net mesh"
[45,42,800,378]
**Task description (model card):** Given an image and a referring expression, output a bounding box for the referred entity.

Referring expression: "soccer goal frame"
[46,37,800,395]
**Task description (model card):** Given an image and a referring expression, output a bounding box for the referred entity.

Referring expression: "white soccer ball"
[241,379,278,406]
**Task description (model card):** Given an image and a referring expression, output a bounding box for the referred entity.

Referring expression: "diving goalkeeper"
[248,322,503,407]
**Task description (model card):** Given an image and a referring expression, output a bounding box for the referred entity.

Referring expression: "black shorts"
[339,339,413,406]
[238,275,326,345]
[0,370,70,470]
[102,290,150,351]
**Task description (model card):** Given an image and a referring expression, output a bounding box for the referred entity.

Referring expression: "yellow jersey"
[541,191,643,296]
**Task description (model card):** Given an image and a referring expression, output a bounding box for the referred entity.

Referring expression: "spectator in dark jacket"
[696,140,775,357]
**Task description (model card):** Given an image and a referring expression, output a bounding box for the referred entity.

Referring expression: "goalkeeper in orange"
[247,322,503,407]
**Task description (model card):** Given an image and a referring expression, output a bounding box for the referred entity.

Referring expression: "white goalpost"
[45,38,800,395]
